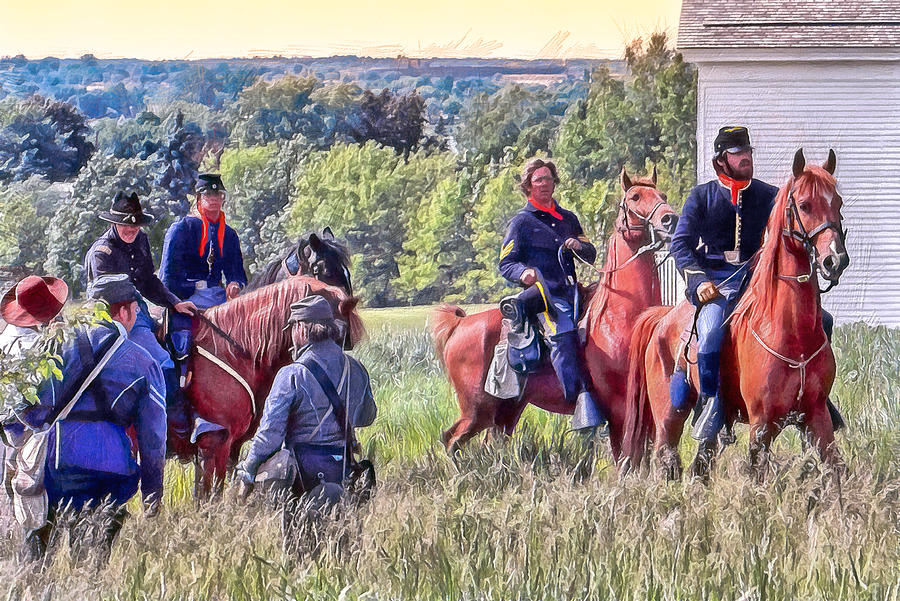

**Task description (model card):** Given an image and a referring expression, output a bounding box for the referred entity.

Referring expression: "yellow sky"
[1,0,682,60]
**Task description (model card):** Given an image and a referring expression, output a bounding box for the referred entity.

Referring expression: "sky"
[0,0,682,60]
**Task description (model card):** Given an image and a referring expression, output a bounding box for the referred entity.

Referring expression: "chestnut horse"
[622,149,849,480]
[171,276,365,496]
[432,167,679,458]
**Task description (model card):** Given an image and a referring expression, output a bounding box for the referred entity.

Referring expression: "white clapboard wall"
[687,56,900,326]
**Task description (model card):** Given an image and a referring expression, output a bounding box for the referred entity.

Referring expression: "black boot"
[691,394,725,442]
[164,366,192,440]
[21,523,52,563]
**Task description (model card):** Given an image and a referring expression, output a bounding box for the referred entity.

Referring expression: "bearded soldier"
[671,126,842,442]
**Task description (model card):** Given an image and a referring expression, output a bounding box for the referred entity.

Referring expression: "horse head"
[618,166,679,247]
[302,227,353,295]
[787,148,849,285]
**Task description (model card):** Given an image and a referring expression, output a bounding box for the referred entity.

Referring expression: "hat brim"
[724,145,753,154]
[98,211,154,226]
[0,277,68,327]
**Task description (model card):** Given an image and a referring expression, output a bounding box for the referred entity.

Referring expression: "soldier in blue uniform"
[671,126,841,442]
[497,157,607,433]
[7,275,166,561]
[84,191,196,437]
[235,295,376,501]
[160,174,247,375]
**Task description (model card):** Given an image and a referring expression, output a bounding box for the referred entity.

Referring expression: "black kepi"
[195,173,226,194]
[714,126,752,155]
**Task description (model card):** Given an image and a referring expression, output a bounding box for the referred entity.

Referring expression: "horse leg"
[494,397,527,437]
[689,439,719,482]
[803,403,846,476]
[748,421,778,484]
[655,429,682,481]
[195,429,229,499]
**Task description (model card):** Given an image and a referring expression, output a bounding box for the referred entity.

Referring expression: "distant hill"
[0,54,622,119]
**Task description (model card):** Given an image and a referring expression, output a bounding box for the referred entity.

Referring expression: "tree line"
[0,33,695,307]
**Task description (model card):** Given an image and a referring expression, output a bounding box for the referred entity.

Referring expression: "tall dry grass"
[2,321,897,600]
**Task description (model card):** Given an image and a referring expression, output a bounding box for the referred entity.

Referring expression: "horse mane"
[731,166,836,329]
[197,276,365,366]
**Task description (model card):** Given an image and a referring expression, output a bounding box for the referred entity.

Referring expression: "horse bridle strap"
[779,188,846,293]
[196,345,257,417]
[750,327,828,402]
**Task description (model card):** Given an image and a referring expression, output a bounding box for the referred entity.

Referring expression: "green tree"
[283,142,453,306]
[395,160,485,303]
[220,136,311,268]
[553,31,697,204]
[456,85,558,162]
[0,178,70,273]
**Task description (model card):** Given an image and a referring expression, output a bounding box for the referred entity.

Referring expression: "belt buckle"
[195,281,207,290]
[724,250,740,265]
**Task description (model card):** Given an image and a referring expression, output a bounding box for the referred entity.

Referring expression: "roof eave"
[679,46,900,63]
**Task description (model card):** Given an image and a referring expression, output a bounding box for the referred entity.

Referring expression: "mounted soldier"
[2,274,166,562]
[497,157,607,434]
[159,174,247,385]
[84,190,196,438]
[671,126,842,443]
[235,295,376,510]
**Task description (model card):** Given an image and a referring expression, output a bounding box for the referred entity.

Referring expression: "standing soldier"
[84,191,196,438]
[498,157,607,434]
[4,275,166,562]
[160,174,247,373]
[671,126,842,443]
[235,295,376,503]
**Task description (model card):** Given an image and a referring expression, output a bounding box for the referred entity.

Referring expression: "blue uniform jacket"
[498,202,596,299]
[671,179,778,304]
[159,215,247,300]
[85,227,181,309]
[238,339,376,478]
[17,323,167,504]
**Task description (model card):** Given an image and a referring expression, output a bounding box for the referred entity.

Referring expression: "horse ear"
[308,233,323,252]
[650,164,658,186]
[620,167,632,192]
[792,148,806,178]
[339,296,360,316]
[823,149,836,175]
[321,227,335,240]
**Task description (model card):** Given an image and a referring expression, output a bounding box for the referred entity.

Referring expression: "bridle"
[779,186,847,294]
[571,187,670,276]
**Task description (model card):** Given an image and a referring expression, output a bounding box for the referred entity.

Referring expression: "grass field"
[2,305,898,600]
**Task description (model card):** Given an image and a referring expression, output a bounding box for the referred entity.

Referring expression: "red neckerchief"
[717,173,751,206]
[529,197,563,220]
[198,211,226,257]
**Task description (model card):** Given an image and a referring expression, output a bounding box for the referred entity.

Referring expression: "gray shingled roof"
[678,0,900,48]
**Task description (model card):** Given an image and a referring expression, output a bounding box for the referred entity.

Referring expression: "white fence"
[657,252,685,306]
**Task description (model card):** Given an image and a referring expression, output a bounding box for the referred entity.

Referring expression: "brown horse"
[432,167,679,458]
[622,149,849,480]
[170,276,365,496]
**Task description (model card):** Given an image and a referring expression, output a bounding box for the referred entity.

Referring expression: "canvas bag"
[10,323,126,531]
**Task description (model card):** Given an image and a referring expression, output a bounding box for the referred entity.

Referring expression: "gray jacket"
[239,339,376,477]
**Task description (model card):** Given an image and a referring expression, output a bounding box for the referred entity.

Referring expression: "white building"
[678,0,900,326]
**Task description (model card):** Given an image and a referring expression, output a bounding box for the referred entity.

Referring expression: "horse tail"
[621,306,668,473]
[430,304,467,365]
